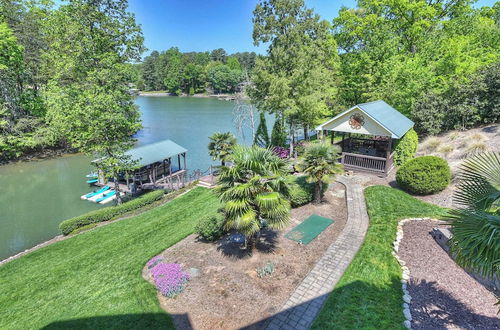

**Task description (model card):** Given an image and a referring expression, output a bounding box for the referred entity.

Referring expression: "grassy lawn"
[0,187,219,329]
[312,185,448,329]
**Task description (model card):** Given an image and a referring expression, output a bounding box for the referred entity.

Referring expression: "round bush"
[195,213,226,241]
[396,156,451,195]
[393,128,419,166]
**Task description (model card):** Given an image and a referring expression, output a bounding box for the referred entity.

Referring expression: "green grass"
[0,187,219,329]
[312,185,448,329]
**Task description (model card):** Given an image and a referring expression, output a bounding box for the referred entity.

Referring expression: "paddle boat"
[86,179,98,185]
[95,190,117,204]
[81,185,110,200]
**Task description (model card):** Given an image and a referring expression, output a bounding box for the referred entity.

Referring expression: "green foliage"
[287,175,327,208]
[139,48,255,93]
[216,145,291,239]
[413,62,500,135]
[253,112,270,147]
[393,128,419,166]
[333,0,499,119]
[0,187,218,329]
[447,152,500,279]
[313,185,446,329]
[249,0,339,145]
[297,143,343,203]
[194,213,226,242]
[59,190,165,235]
[270,116,286,147]
[208,131,237,166]
[396,156,451,195]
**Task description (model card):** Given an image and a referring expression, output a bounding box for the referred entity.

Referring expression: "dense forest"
[0,0,499,163]
[136,48,257,94]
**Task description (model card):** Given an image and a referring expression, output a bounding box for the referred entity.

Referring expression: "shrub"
[287,175,327,207]
[393,128,418,166]
[59,190,165,235]
[194,213,226,241]
[396,156,451,195]
[438,145,454,158]
[272,146,289,159]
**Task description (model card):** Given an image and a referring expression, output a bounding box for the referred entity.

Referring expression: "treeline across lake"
[134,48,257,95]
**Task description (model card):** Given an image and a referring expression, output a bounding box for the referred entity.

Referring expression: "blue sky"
[128,0,497,56]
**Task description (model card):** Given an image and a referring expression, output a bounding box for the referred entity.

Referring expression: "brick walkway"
[264,176,369,330]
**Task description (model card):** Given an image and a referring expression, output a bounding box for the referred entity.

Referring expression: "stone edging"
[393,217,437,330]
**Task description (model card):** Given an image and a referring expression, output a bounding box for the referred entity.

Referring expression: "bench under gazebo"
[316,100,414,176]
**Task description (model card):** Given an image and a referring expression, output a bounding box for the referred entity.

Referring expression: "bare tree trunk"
[304,125,309,140]
[314,181,323,204]
[289,121,294,157]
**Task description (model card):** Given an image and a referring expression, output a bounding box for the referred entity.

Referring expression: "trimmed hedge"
[59,190,165,235]
[287,175,327,207]
[396,156,451,195]
[393,128,419,166]
[195,213,226,241]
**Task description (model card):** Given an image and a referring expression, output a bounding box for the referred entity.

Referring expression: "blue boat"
[96,190,116,203]
[81,185,110,200]
[86,179,98,184]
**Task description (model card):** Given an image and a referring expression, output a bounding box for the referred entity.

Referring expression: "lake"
[0,96,266,261]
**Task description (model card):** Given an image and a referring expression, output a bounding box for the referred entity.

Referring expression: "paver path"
[264,176,369,330]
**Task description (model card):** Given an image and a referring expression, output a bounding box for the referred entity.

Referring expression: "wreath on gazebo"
[349,113,365,130]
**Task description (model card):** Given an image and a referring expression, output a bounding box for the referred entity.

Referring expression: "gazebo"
[316,100,414,176]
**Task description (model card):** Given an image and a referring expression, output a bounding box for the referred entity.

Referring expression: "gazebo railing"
[341,152,390,173]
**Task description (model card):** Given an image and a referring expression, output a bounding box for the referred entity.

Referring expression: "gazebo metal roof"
[125,139,187,167]
[317,100,414,139]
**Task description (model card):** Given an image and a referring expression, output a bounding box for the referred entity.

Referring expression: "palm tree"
[447,152,500,280]
[297,142,343,204]
[208,132,237,166]
[215,145,291,246]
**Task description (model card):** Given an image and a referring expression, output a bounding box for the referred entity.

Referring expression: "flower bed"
[147,256,190,298]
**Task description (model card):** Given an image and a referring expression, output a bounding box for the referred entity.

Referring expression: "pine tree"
[253,112,270,148]
[270,116,286,147]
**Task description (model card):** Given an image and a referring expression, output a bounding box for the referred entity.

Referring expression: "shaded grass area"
[312,185,448,329]
[0,187,219,329]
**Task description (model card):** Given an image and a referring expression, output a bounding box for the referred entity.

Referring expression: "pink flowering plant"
[272,146,290,159]
[147,256,190,298]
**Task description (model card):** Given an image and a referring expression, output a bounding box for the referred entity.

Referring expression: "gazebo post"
[330,131,335,145]
[384,137,393,175]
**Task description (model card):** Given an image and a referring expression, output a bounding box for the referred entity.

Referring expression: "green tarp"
[285,214,334,245]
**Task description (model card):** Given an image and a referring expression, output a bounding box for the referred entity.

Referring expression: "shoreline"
[138,91,248,100]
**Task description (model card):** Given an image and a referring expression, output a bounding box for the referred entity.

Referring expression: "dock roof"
[125,140,187,167]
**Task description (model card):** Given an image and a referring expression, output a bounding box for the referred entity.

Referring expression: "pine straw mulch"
[399,220,499,329]
[143,182,347,330]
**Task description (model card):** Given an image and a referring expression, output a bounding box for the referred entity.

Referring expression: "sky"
[128,0,497,56]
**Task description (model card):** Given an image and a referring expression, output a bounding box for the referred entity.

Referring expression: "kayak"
[81,185,110,200]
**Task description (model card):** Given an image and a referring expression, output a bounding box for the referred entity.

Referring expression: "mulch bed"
[398,220,500,329]
[143,182,347,330]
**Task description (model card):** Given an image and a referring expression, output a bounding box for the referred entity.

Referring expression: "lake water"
[0,96,265,260]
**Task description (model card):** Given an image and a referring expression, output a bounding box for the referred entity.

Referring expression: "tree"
[207,63,241,94]
[44,0,144,204]
[297,143,343,204]
[250,0,339,155]
[270,114,286,147]
[142,51,161,91]
[210,48,227,63]
[207,132,236,166]
[253,112,269,148]
[447,152,500,282]
[215,145,291,246]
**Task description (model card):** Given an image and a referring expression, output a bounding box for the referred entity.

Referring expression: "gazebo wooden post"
[330,131,335,145]
[168,158,173,190]
[384,137,393,176]
[183,153,187,186]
